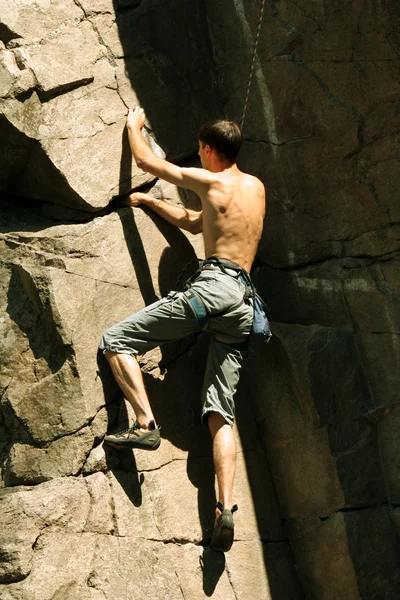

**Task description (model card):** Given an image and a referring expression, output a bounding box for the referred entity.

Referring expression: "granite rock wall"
[1,0,400,599]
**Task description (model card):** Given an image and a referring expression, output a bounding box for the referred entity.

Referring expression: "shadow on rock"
[97,349,143,506]
[200,547,226,597]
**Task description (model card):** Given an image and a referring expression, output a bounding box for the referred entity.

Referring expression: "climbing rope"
[241,0,266,130]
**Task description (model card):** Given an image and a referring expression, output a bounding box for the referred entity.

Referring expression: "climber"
[99,107,266,552]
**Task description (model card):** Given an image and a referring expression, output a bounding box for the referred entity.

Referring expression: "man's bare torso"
[199,166,265,273]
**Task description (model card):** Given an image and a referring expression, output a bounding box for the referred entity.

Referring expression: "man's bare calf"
[103,351,160,450]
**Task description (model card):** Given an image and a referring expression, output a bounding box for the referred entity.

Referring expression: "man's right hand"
[126,107,146,131]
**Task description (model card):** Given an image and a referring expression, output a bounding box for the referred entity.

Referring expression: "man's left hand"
[126,107,146,130]
[118,191,152,207]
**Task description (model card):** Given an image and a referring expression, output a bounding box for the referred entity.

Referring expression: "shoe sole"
[210,525,234,553]
[210,511,235,553]
[104,435,161,451]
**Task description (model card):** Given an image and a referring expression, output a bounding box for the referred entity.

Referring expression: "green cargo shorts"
[99,266,253,427]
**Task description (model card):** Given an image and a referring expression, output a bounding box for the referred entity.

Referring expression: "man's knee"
[99,327,112,353]
[206,411,231,436]
[103,349,115,362]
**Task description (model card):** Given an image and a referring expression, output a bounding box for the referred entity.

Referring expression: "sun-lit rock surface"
[1,0,400,598]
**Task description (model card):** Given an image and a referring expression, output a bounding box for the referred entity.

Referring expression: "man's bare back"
[199,166,265,273]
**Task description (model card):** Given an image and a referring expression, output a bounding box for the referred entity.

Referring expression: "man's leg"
[201,338,244,551]
[104,351,154,430]
[99,291,201,448]
[208,411,236,511]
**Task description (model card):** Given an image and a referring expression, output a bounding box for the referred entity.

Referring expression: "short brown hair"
[198,120,242,162]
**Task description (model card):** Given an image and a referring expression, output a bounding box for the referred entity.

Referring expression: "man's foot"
[210,502,238,553]
[104,420,161,450]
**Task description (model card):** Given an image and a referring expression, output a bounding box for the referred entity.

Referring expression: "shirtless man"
[100,107,266,552]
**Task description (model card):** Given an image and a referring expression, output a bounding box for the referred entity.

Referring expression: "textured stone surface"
[1,0,400,598]
[287,513,361,600]
[206,0,400,268]
[0,478,90,584]
[0,195,292,596]
[6,427,93,485]
[0,0,220,210]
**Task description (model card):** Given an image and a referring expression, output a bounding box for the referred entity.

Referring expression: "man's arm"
[121,192,203,235]
[126,108,211,195]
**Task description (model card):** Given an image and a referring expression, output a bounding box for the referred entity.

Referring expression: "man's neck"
[208,160,238,174]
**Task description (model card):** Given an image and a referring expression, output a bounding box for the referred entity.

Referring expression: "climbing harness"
[178,256,272,343]
[241,0,267,130]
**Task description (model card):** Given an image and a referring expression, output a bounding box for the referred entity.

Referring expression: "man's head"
[198,120,242,168]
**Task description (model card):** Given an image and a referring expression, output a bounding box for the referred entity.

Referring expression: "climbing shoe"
[104,420,161,450]
[210,502,238,553]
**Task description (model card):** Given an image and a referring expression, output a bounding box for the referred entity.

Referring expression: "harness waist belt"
[202,257,251,286]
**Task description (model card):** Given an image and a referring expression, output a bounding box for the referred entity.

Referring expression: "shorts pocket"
[143,291,180,312]
[143,298,169,312]
[215,276,245,305]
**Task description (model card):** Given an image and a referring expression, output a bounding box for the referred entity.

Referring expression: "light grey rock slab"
[0,46,35,98]
[14,20,101,95]
[1,477,90,534]
[83,443,108,476]
[15,532,98,600]
[86,536,184,600]
[0,0,84,42]
[84,471,114,534]
[0,0,219,210]
[0,478,90,585]
[4,360,89,444]
[6,427,93,485]
[0,534,33,584]
[169,544,236,600]
[107,469,161,540]
[226,541,303,600]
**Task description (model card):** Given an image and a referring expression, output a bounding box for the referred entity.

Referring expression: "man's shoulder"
[242,171,263,185]
[240,172,265,196]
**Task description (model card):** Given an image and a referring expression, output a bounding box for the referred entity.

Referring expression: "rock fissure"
[225,559,239,600]
[290,0,323,30]
[7,15,87,50]
[288,53,362,120]
[36,76,95,103]
[174,571,186,600]
[106,474,119,536]
[136,457,187,473]
[72,0,87,19]
[244,134,314,146]
[64,269,140,291]
[260,248,400,273]
[335,502,390,515]
[150,537,200,546]
[259,536,290,544]
[86,17,118,68]
[115,76,129,110]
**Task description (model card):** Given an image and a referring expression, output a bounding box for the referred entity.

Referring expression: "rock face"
[1,0,400,599]
[0,0,219,210]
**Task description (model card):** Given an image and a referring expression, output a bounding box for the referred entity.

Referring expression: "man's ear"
[205,144,212,155]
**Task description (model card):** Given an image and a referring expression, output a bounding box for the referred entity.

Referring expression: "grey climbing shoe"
[210,502,238,553]
[104,420,161,450]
